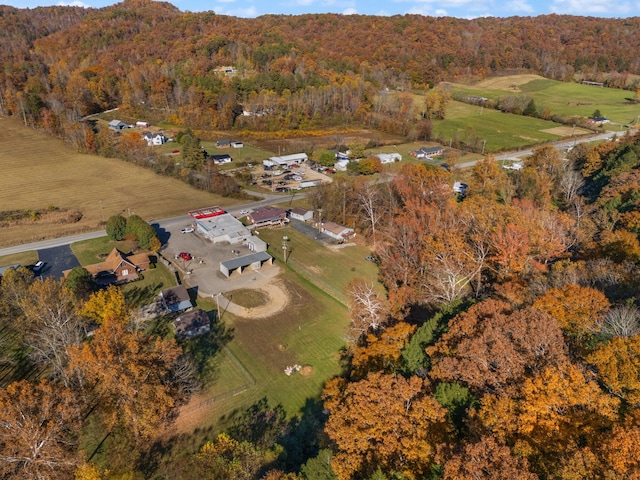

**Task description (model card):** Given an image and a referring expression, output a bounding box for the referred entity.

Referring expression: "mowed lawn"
[181,227,382,427]
[432,100,563,152]
[0,118,242,247]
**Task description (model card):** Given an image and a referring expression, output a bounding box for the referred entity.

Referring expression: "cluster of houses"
[158,284,211,339]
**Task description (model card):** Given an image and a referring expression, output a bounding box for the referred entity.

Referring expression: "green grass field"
[432,100,564,152]
[450,75,640,128]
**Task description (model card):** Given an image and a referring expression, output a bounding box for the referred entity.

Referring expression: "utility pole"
[482,139,487,155]
[282,236,289,263]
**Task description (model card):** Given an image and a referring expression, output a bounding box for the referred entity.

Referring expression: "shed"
[216,139,231,148]
[375,153,402,164]
[108,120,128,131]
[220,251,273,278]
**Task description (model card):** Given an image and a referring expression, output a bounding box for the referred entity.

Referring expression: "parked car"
[32,260,45,273]
[365,256,378,263]
[181,227,194,234]
[175,252,192,261]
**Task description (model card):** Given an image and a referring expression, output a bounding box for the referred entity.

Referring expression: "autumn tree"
[350,321,416,378]
[16,277,86,383]
[587,335,640,406]
[0,379,81,479]
[438,435,538,480]
[479,363,620,473]
[346,279,389,343]
[79,285,129,325]
[428,300,567,393]
[67,315,183,440]
[323,372,449,479]
[532,283,610,339]
[178,433,267,480]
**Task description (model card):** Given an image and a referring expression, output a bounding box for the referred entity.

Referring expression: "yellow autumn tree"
[79,285,129,325]
[323,372,449,479]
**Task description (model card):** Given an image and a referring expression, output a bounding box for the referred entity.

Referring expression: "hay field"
[0,118,239,247]
[473,74,547,91]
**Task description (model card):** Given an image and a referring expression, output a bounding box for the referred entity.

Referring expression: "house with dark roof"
[77,248,149,284]
[410,146,444,159]
[247,206,289,228]
[216,139,232,148]
[158,285,193,313]
[143,132,168,146]
[173,308,210,339]
[211,154,233,164]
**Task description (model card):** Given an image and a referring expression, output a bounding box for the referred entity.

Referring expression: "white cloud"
[213,4,258,16]
[57,0,89,6]
[342,7,358,14]
[551,0,633,14]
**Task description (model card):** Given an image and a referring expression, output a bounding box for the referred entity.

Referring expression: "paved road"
[457,129,632,169]
[0,191,307,257]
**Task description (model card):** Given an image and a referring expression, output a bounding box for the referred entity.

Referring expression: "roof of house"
[159,285,193,312]
[173,309,210,337]
[290,207,311,217]
[323,221,354,236]
[109,119,125,126]
[84,248,144,276]
[249,206,287,223]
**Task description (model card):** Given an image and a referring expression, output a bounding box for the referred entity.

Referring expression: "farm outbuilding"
[220,251,273,278]
[375,153,402,164]
[108,120,128,131]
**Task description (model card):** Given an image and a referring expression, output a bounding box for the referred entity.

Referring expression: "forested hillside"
[1,0,640,144]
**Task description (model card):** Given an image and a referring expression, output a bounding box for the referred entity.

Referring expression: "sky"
[3,0,640,19]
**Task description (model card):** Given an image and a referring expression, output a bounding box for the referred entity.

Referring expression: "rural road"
[0,128,632,256]
[457,129,631,169]
[0,190,306,256]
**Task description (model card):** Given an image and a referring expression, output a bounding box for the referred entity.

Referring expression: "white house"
[143,132,168,146]
[321,221,356,242]
[375,153,402,164]
[231,141,244,148]
[289,207,313,222]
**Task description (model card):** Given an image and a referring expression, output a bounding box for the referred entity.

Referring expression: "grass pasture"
[432,100,564,152]
[0,118,242,248]
[450,75,640,127]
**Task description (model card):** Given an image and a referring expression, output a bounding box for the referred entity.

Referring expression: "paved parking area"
[160,219,281,299]
[36,245,81,280]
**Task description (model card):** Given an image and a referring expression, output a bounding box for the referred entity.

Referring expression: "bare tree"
[559,166,585,204]
[17,277,86,385]
[356,178,390,248]
[346,279,389,343]
[598,305,640,338]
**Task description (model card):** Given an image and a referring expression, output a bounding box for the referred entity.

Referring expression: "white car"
[181,227,194,234]
[239,209,250,215]
[33,261,45,273]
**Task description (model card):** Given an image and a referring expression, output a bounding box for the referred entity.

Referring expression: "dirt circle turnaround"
[221,280,289,318]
